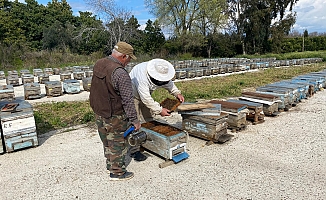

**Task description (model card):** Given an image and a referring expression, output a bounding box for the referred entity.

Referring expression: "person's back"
[90,58,124,118]
[129,62,151,100]
[89,41,141,181]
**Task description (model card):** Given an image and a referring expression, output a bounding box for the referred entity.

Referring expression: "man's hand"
[133,122,141,131]
[177,94,185,103]
[160,107,171,116]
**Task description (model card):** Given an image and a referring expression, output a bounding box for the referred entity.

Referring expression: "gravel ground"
[0,76,325,200]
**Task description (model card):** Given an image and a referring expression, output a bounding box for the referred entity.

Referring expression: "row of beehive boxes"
[172,58,324,80]
[0,65,93,79]
[0,77,92,101]
[180,69,326,142]
[170,57,322,69]
[2,70,93,86]
[0,99,38,154]
[141,68,326,145]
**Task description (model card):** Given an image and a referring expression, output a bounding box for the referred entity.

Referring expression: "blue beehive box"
[0,99,38,153]
[63,79,80,94]
[256,86,294,111]
[140,121,189,164]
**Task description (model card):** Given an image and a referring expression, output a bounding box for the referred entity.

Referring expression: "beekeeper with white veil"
[128,58,185,161]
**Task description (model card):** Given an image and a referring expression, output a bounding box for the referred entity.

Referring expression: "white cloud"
[293,0,326,33]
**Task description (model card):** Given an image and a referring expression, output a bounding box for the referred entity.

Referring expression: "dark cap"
[114,41,137,60]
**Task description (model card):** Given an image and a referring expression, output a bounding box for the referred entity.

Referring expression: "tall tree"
[84,0,134,49]
[42,20,73,51]
[145,0,226,36]
[72,11,108,54]
[0,0,26,44]
[227,0,298,54]
[140,19,165,55]
[45,0,74,26]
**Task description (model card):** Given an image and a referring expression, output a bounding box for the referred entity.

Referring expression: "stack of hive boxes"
[0,99,38,153]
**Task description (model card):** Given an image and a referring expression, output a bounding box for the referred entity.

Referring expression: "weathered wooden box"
[20,69,31,78]
[63,66,73,73]
[6,75,20,86]
[227,99,265,124]
[256,86,293,111]
[186,68,196,78]
[72,66,82,72]
[24,83,41,100]
[182,113,228,142]
[264,82,303,104]
[73,71,84,80]
[241,92,280,116]
[33,69,43,76]
[195,69,203,77]
[81,66,90,72]
[0,99,38,153]
[22,74,35,84]
[296,75,325,89]
[0,85,15,101]
[38,74,50,84]
[8,70,18,76]
[140,121,188,161]
[291,77,319,92]
[225,64,234,73]
[43,68,53,75]
[281,80,310,100]
[210,67,219,75]
[45,81,62,97]
[85,70,93,78]
[82,77,92,92]
[225,112,247,131]
[175,70,186,79]
[60,72,72,81]
[63,79,80,94]
[209,100,248,131]
[53,68,60,75]
[202,67,211,76]
[219,65,226,74]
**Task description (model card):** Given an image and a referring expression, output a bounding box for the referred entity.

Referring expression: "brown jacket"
[90,58,124,118]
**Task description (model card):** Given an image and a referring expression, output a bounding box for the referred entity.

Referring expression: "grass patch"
[33,101,94,134]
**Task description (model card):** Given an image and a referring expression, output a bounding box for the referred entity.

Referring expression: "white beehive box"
[0,99,38,153]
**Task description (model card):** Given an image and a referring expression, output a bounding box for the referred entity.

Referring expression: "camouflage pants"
[129,98,154,154]
[95,114,128,175]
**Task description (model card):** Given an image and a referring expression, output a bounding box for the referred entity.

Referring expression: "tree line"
[1,0,326,69]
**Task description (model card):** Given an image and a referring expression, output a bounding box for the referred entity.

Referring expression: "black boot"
[131,151,147,162]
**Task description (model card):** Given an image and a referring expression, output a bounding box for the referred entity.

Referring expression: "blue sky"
[35,0,326,34]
